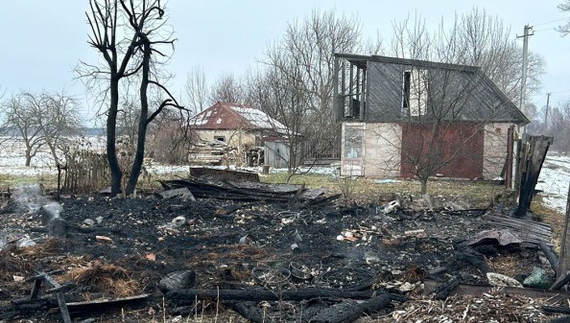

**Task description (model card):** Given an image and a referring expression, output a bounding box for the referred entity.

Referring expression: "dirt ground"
[0,183,568,323]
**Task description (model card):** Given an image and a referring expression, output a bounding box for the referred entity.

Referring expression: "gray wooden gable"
[334,54,529,124]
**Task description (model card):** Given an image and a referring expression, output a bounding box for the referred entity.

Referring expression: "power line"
[549,89,570,95]
[532,27,555,33]
[534,16,570,27]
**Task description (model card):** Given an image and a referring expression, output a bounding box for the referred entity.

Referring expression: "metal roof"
[335,53,529,124]
[188,102,288,133]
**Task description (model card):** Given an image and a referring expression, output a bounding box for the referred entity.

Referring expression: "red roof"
[188,102,287,132]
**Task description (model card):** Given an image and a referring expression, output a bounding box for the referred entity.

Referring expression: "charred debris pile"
[0,168,568,322]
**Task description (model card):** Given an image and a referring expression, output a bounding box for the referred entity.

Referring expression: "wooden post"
[558,182,570,278]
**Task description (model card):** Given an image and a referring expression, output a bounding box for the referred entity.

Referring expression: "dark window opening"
[214,136,225,142]
[402,70,411,110]
[336,58,367,120]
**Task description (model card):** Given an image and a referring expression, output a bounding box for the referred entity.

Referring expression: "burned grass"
[0,180,567,322]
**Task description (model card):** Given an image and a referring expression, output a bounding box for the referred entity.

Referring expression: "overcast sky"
[1,0,569,125]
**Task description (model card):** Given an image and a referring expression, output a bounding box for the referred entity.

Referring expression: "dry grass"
[65,263,141,298]
[531,194,565,253]
[262,172,509,208]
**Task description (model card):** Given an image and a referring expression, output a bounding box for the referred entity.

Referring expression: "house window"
[344,125,364,158]
[402,68,428,117]
[214,136,225,142]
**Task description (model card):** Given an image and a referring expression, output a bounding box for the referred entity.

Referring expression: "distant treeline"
[0,127,105,137]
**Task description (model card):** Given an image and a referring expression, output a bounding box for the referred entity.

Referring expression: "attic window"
[214,136,225,142]
[402,68,428,118]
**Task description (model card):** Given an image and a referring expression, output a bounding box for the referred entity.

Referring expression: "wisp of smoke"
[43,201,63,219]
[12,183,47,213]
[12,183,64,223]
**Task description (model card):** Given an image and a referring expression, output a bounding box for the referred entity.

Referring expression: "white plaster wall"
[483,123,512,179]
[364,123,402,178]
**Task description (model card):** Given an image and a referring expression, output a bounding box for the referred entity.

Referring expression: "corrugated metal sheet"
[188,102,288,133]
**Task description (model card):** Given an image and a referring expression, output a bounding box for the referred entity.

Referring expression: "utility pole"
[544,93,551,134]
[517,24,534,120]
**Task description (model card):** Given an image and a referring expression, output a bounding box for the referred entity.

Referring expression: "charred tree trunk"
[126,39,151,196]
[108,76,123,196]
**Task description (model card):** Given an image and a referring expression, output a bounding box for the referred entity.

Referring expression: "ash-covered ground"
[0,184,563,323]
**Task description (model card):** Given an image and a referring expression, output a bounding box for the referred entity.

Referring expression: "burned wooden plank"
[230,301,267,323]
[159,178,333,207]
[189,167,260,182]
[430,276,461,300]
[549,272,570,291]
[542,305,570,315]
[309,294,392,323]
[539,242,559,276]
[515,135,553,217]
[66,294,150,311]
[25,270,72,323]
[167,287,376,302]
[424,280,570,302]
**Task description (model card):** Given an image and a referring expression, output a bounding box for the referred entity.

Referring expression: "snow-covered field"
[536,153,570,213]
[1,136,569,214]
[0,136,190,178]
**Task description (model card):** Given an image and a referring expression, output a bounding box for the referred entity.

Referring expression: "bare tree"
[255,10,367,174]
[184,65,210,114]
[209,73,246,104]
[545,99,570,151]
[146,107,193,164]
[391,8,544,103]
[246,67,305,180]
[558,1,570,35]
[39,92,84,166]
[1,91,83,167]
[454,8,544,102]
[80,0,183,196]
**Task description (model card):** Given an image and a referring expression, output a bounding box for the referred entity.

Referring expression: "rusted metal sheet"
[400,123,484,179]
[188,102,249,130]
